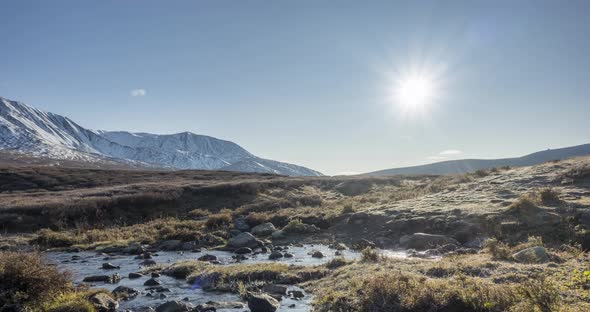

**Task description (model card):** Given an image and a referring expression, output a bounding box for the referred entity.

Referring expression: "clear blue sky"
[1,0,589,175]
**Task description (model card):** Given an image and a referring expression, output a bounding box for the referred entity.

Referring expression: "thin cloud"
[427,149,463,162]
[439,149,462,156]
[130,89,146,97]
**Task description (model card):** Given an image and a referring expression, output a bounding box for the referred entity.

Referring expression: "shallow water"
[45,244,375,311]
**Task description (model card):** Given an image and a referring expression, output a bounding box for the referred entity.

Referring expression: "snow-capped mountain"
[0,97,322,176]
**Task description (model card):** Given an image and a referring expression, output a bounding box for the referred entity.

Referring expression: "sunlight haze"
[1,0,589,175]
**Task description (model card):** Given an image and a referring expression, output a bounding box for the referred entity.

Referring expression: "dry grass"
[0,252,73,308]
[310,250,589,312]
[185,262,327,292]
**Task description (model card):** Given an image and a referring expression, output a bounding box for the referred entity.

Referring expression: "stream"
[46,244,409,311]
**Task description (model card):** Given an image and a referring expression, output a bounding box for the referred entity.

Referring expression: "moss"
[163,260,211,279]
[42,291,96,312]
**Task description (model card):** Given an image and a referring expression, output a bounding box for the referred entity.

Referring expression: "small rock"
[102,262,120,270]
[159,240,183,251]
[141,259,157,266]
[247,293,280,312]
[311,251,324,258]
[268,251,283,260]
[128,272,143,279]
[83,274,121,284]
[512,246,550,263]
[271,230,286,239]
[347,212,369,225]
[288,290,305,299]
[235,247,253,254]
[329,243,347,250]
[234,217,251,231]
[198,254,217,261]
[155,300,193,312]
[89,292,119,312]
[181,241,198,251]
[144,278,161,286]
[112,286,140,301]
[283,252,294,258]
[227,232,263,249]
[152,272,161,278]
[251,223,277,237]
[262,284,288,295]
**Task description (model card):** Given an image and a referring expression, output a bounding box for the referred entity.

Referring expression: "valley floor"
[1,157,590,311]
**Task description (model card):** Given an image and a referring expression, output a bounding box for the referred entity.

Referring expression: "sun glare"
[388,71,440,117]
[397,76,433,108]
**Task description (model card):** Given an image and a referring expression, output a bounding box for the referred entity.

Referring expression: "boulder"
[311,251,324,258]
[227,232,262,249]
[235,247,253,254]
[159,240,183,251]
[512,246,550,263]
[128,272,143,279]
[399,233,459,250]
[268,251,283,260]
[144,278,161,286]
[288,290,305,299]
[181,241,198,251]
[112,286,140,301]
[89,292,118,312]
[234,217,251,231]
[198,254,217,262]
[270,230,286,239]
[251,223,277,237]
[347,212,369,225]
[247,293,280,312]
[199,301,246,309]
[140,259,157,266]
[262,284,288,295]
[102,262,120,270]
[283,252,294,258]
[329,243,347,251]
[83,274,121,284]
[123,244,145,255]
[155,301,194,312]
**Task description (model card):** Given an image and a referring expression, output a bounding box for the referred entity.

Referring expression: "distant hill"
[367,143,590,176]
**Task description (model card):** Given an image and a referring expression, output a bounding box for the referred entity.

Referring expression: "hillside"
[368,143,590,175]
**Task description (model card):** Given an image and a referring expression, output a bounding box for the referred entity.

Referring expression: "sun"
[395,75,434,109]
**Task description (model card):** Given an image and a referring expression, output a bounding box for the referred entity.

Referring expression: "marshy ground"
[1,157,590,311]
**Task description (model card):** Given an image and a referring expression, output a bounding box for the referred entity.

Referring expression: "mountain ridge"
[0,96,322,176]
